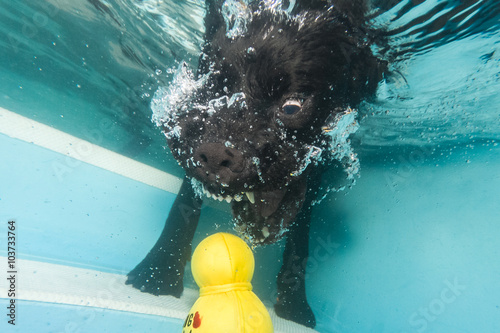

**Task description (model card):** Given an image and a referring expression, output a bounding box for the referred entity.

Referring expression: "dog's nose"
[193,143,245,186]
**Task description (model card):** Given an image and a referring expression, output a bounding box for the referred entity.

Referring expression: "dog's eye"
[282,100,302,115]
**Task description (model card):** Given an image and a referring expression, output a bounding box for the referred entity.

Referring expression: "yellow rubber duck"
[182,232,273,333]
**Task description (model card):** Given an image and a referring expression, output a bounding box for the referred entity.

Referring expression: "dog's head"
[153,2,384,245]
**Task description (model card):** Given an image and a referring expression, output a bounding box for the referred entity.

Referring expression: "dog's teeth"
[211,193,217,200]
[262,226,270,239]
[234,194,243,202]
[217,195,224,201]
[225,196,232,203]
[245,192,255,204]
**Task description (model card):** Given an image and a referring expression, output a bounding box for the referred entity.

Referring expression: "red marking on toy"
[193,311,202,328]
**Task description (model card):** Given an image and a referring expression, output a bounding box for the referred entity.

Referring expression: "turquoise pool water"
[1,1,499,332]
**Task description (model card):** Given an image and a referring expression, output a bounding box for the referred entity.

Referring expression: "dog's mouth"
[200,185,249,203]
[197,178,307,245]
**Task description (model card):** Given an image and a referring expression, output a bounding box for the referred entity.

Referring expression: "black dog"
[127,0,385,328]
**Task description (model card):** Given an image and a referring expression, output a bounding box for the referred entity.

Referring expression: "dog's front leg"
[275,203,316,328]
[275,172,323,328]
[126,177,202,297]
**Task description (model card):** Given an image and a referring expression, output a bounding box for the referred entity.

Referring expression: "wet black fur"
[127,0,386,328]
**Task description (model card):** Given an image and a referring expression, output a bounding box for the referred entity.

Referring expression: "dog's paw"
[274,293,316,328]
[126,251,185,297]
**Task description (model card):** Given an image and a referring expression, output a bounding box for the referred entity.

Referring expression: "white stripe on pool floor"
[0,107,183,194]
[0,257,318,332]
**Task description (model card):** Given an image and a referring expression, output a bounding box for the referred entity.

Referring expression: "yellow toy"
[182,232,273,333]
